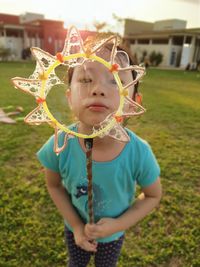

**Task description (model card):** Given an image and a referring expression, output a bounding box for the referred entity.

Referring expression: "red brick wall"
[0,13,20,24]
[0,13,96,55]
[39,20,66,54]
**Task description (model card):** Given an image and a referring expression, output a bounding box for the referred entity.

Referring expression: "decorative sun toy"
[11,26,146,154]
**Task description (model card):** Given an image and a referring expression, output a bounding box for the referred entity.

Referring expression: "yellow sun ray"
[24,105,51,124]
[62,26,85,56]
[123,96,146,116]
[11,78,41,97]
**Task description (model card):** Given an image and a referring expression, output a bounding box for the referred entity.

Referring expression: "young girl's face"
[67,49,134,128]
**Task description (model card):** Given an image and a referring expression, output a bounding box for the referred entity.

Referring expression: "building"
[0,12,95,60]
[1,13,200,68]
[123,19,200,68]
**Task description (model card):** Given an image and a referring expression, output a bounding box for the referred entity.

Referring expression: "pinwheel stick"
[84,138,94,224]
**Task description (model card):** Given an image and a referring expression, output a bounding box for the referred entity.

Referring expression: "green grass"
[0,62,200,267]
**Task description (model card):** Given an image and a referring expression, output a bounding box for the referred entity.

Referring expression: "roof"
[124,28,200,40]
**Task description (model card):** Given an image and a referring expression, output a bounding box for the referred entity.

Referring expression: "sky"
[0,0,200,31]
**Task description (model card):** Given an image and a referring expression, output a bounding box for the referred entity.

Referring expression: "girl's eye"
[79,78,92,83]
[110,79,117,85]
[110,79,125,85]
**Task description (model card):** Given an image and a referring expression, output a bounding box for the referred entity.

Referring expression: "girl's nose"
[91,85,105,97]
[92,91,105,96]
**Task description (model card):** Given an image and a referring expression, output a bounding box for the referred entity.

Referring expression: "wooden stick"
[84,138,94,224]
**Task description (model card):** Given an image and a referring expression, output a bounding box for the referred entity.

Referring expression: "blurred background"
[0,0,200,69]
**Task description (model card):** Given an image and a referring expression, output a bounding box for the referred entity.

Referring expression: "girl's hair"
[67,33,139,101]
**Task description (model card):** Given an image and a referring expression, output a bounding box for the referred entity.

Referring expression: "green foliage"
[149,51,163,66]
[0,62,200,266]
[141,50,148,63]
[93,21,107,32]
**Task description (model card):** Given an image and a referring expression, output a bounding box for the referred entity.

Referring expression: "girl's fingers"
[86,223,98,232]
[85,224,101,236]
[82,240,97,252]
[86,232,99,240]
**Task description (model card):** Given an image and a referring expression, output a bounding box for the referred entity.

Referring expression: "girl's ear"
[66,89,72,109]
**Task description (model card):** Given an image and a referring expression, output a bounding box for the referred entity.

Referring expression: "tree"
[140,50,148,63]
[155,52,163,66]
[149,51,163,66]
[112,13,124,24]
[93,21,107,32]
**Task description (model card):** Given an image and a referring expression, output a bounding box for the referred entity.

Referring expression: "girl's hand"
[85,218,119,239]
[73,224,97,252]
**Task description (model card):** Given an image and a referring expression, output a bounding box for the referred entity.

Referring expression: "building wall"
[154,19,187,31]
[123,18,200,68]
[180,44,192,67]
[0,13,19,24]
[0,13,96,61]
[37,20,66,55]
[0,13,68,58]
[0,36,23,59]
[130,43,170,66]
[19,12,44,24]
[131,43,185,67]
[124,19,153,35]
[0,36,6,47]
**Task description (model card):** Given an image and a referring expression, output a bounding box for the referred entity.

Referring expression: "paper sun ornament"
[12,26,146,154]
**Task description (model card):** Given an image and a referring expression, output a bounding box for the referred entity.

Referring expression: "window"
[137,39,149,44]
[152,38,168,44]
[130,39,135,44]
[172,36,184,45]
[185,36,192,44]
[6,29,20,37]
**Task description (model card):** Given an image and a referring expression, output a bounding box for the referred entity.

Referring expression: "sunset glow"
[0,0,199,30]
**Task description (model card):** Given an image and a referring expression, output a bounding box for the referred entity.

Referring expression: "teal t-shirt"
[37,125,160,242]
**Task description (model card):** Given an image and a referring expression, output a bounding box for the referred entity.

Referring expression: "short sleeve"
[36,135,59,172]
[136,144,160,188]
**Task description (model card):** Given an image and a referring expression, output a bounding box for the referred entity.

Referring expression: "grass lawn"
[0,62,200,267]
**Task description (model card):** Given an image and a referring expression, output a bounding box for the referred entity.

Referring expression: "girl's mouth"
[88,105,108,112]
[87,103,108,112]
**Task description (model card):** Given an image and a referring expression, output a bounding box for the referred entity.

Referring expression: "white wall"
[4,37,23,60]
[130,44,170,66]
[0,37,6,47]
[154,19,187,31]
[180,44,191,67]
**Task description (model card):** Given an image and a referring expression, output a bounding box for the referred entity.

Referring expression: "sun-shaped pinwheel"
[12,26,146,154]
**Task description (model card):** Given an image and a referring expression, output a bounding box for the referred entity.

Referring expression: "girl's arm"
[114,177,162,231]
[85,178,162,239]
[45,168,97,252]
[45,168,83,228]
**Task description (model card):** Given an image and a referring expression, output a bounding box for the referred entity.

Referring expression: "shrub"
[0,47,11,61]
[149,51,163,66]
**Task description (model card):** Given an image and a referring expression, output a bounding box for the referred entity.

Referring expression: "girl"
[37,35,162,267]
